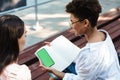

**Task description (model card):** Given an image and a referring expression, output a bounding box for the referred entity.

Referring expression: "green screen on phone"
[36,48,55,67]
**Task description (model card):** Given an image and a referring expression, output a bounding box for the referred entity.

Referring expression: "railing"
[0,0,68,48]
[0,0,55,15]
[0,0,56,30]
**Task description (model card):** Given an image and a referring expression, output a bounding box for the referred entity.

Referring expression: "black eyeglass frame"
[70,19,84,26]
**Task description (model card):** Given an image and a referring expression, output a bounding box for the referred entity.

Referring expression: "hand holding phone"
[35,48,55,67]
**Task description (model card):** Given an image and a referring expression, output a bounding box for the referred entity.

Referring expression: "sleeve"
[63,73,80,80]
[63,48,102,80]
[17,64,32,80]
[0,64,31,80]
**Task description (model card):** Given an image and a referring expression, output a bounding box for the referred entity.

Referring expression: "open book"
[35,35,81,71]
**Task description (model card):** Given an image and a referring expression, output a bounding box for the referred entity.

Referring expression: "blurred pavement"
[11,0,120,48]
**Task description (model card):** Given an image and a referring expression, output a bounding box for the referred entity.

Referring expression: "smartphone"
[35,48,55,67]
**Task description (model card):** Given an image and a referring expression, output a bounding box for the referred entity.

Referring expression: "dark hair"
[0,15,24,74]
[66,0,102,27]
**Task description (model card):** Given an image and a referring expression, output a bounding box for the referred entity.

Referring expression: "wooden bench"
[18,7,120,80]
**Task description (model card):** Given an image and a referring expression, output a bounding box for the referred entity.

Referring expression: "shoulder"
[76,42,106,64]
[1,63,31,80]
[16,64,31,80]
[6,63,30,73]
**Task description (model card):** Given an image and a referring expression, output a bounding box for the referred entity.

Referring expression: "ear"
[84,19,89,28]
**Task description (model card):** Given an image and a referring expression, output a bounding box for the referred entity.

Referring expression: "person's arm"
[45,67,65,79]
[43,41,65,78]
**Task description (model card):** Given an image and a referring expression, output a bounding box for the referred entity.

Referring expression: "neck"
[85,27,105,43]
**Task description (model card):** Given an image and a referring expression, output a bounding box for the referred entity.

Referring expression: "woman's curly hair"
[66,0,102,27]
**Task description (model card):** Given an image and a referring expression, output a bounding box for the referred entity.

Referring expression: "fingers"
[44,66,54,72]
[39,61,52,72]
[49,77,55,80]
[44,41,51,46]
[39,60,43,65]
[39,60,45,69]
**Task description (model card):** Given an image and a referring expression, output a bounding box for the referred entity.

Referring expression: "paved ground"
[1,0,120,48]
[20,0,70,48]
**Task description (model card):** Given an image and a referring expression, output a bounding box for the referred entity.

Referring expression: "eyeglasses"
[71,20,80,24]
[69,19,84,26]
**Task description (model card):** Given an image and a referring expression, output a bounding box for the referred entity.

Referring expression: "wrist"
[51,68,55,73]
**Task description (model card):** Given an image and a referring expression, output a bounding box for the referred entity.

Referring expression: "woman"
[0,15,31,80]
[44,0,120,80]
